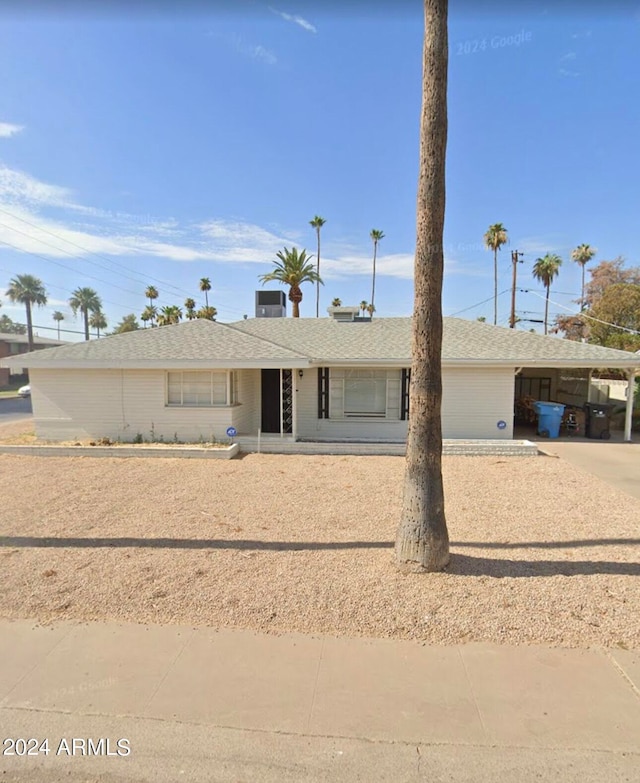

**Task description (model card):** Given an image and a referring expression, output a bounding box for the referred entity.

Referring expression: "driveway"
[0,396,32,423]
[539,440,640,500]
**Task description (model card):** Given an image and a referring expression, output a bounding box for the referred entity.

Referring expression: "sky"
[0,0,638,341]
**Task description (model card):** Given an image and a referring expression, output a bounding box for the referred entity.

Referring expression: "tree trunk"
[25,301,34,353]
[289,286,302,318]
[581,264,586,311]
[494,248,498,325]
[395,0,449,573]
[371,242,377,316]
[544,285,550,335]
[316,230,321,318]
[83,309,90,341]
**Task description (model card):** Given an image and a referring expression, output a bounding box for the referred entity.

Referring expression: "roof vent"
[327,306,361,322]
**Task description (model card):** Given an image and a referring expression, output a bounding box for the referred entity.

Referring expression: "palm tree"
[199,278,212,308]
[395,0,449,573]
[145,285,159,309]
[360,300,368,317]
[532,253,563,334]
[89,310,108,338]
[196,305,217,321]
[52,310,65,340]
[5,274,48,352]
[370,229,385,315]
[483,223,508,325]
[331,297,342,307]
[157,305,182,326]
[259,247,322,318]
[184,298,197,320]
[571,243,596,310]
[310,215,326,318]
[366,303,375,318]
[141,305,157,328]
[69,287,102,341]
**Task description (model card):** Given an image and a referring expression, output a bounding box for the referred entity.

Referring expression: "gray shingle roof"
[1,319,304,368]
[230,317,640,367]
[0,332,65,346]
[3,316,638,369]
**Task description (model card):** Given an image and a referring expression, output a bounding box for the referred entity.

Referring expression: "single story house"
[2,310,638,444]
[0,331,67,387]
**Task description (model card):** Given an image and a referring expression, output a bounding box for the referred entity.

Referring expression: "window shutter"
[400,368,411,420]
[317,367,330,418]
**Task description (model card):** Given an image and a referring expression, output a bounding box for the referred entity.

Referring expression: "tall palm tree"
[259,247,322,318]
[141,305,157,328]
[360,300,368,317]
[395,0,449,573]
[69,287,102,341]
[89,310,108,338]
[310,215,326,318]
[5,274,48,352]
[145,285,159,309]
[370,229,385,315]
[156,305,183,326]
[199,278,212,308]
[52,310,65,340]
[532,253,562,335]
[571,243,596,310]
[483,223,508,325]
[184,298,197,320]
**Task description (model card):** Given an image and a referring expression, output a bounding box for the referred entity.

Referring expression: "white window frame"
[328,368,402,420]
[166,370,239,407]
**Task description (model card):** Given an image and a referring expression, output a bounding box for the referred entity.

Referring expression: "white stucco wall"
[29,364,516,443]
[30,368,244,442]
[294,366,515,440]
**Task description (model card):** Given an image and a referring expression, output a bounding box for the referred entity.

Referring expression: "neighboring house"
[0,332,67,387]
[2,311,638,444]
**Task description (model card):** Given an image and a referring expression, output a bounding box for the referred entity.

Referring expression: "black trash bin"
[583,402,615,439]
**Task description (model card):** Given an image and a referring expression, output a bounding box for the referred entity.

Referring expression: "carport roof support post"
[624,370,636,443]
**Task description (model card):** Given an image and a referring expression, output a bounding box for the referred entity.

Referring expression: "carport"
[514,364,637,442]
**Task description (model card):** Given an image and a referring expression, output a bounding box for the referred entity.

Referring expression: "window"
[328,369,401,419]
[167,371,238,406]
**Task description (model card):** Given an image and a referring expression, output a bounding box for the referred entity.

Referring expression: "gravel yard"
[0,449,638,648]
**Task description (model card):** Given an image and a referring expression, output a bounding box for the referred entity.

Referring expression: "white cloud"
[0,123,24,138]
[230,34,277,65]
[0,163,463,286]
[269,7,317,33]
[559,51,576,61]
[559,68,580,78]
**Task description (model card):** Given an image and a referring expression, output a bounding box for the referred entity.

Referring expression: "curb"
[0,443,239,460]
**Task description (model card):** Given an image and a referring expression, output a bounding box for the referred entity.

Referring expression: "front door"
[261,369,281,433]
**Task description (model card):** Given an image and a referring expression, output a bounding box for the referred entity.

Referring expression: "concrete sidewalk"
[1,620,639,782]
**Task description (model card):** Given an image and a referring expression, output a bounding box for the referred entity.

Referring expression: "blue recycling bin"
[533,401,566,438]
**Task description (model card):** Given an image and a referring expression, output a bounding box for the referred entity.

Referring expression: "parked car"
[17,385,31,398]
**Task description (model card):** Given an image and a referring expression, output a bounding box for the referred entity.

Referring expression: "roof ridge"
[225,320,312,358]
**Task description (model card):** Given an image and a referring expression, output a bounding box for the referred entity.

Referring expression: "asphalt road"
[0,396,32,422]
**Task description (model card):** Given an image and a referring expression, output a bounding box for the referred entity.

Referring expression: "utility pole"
[509,250,524,328]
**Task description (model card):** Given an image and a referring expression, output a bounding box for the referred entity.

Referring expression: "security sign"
[226,427,237,438]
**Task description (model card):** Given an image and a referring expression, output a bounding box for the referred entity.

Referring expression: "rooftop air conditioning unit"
[255,290,286,318]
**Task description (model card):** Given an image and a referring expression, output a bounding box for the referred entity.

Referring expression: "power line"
[0,205,198,301]
[523,289,640,336]
[449,288,510,317]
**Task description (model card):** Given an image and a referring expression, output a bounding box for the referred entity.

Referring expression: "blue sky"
[0,2,638,340]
